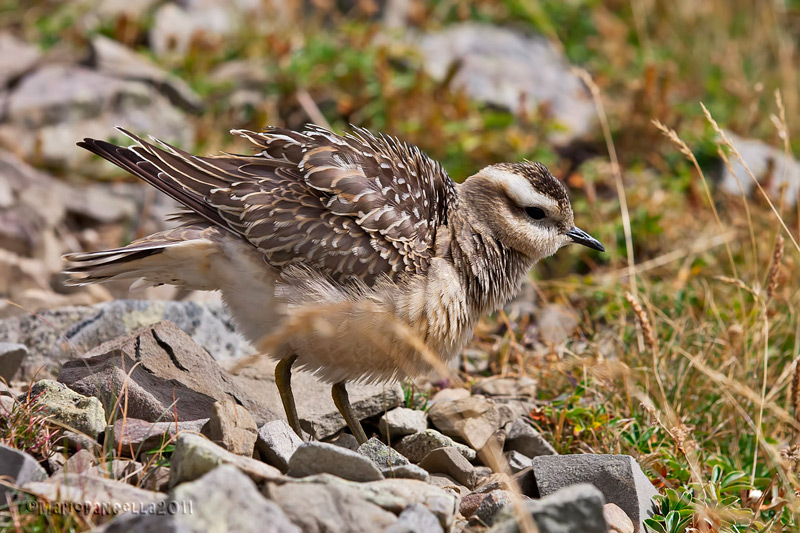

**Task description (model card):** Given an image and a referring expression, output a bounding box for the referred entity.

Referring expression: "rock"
[386,503,444,533]
[232,362,403,440]
[0,444,47,499]
[469,489,515,527]
[113,418,208,454]
[430,387,470,404]
[505,450,532,473]
[536,304,579,345]
[169,433,282,487]
[88,458,144,485]
[22,380,106,438]
[379,407,428,440]
[428,394,514,450]
[418,23,595,144]
[202,399,258,456]
[395,429,476,463]
[266,475,398,532]
[505,418,557,458]
[61,430,101,453]
[24,473,163,510]
[288,441,384,482]
[719,132,800,206]
[265,474,459,530]
[0,33,40,87]
[0,342,26,381]
[89,35,203,113]
[104,465,300,533]
[0,64,193,169]
[385,463,431,483]
[256,419,303,472]
[58,321,278,425]
[60,448,95,475]
[140,464,170,492]
[604,503,635,533]
[429,474,469,497]
[490,483,607,533]
[356,437,429,481]
[418,447,477,489]
[327,432,359,450]
[0,300,252,380]
[530,454,658,532]
[473,376,537,399]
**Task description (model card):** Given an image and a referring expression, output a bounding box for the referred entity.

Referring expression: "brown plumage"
[65,124,604,443]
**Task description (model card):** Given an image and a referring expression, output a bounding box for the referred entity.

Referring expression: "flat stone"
[288,441,384,482]
[429,474,469,498]
[60,448,95,476]
[505,418,557,458]
[266,476,397,532]
[256,419,303,472]
[428,395,514,450]
[104,465,299,532]
[473,376,537,399]
[327,432,359,450]
[605,503,635,533]
[356,437,429,481]
[490,483,607,533]
[0,342,26,381]
[386,503,444,533]
[202,399,258,456]
[469,489,515,527]
[531,454,658,532]
[395,429,476,463]
[418,447,477,489]
[22,380,106,438]
[505,450,532,473]
[0,444,47,499]
[378,407,428,440]
[386,463,430,483]
[231,362,404,440]
[169,433,282,488]
[24,473,163,510]
[58,321,279,425]
[113,418,208,455]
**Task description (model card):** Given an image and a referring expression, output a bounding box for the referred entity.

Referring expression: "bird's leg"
[331,382,368,445]
[275,354,303,439]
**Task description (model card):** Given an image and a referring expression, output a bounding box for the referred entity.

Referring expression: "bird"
[63,124,604,444]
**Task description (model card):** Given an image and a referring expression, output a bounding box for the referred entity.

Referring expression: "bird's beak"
[566,227,605,252]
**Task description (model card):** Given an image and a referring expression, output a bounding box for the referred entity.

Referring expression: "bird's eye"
[525,206,546,220]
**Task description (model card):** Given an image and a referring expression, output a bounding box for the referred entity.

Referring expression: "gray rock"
[418,23,595,144]
[0,300,253,380]
[232,362,403,440]
[418,447,477,489]
[60,448,95,475]
[490,483,607,533]
[428,394,516,450]
[0,444,47,499]
[719,132,800,206]
[202,399,258,456]
[288,441,384,482]
[0,64,193,169]
[385,463,431,483]
[266,476,397,532]
[103,465,300,533]
[24,473,163,509]
[395,429,476,463]
[473,376,537,399]
[0,33,40,87]
[89,35,203,113]
[256,419,303,472]
[469,489,515,527]
[386,503,444,533]
[327,432,359,450]
[58,320,278,425]
[379,407,428,440]
[505,418,557,458]
[0,342,26,381]
[169,433,282,488]
[22,380,106,438]
[356,437,429,481]
[531,454,658,532]
[113,418,208,454]
[88,458,145,485]
[505,450,532,473]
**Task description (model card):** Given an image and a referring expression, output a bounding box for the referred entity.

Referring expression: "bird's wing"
[78,125,457,286]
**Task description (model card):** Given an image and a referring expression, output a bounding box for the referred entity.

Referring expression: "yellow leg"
[332,382,368,445]
[276,355,303,439]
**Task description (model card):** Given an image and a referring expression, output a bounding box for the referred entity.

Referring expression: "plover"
[64,125,604,444]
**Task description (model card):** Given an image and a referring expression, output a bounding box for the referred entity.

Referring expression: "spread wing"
[78,125,457,286]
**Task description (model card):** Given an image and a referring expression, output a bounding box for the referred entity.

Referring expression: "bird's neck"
[445,209,533,318]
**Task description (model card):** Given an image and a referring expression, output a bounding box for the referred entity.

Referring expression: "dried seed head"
[625,292,657,354]
[766,234,785,300]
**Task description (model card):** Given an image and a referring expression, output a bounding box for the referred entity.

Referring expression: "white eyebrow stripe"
[481,167,558,210]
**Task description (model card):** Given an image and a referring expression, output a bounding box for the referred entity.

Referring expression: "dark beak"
[566,227,605,252]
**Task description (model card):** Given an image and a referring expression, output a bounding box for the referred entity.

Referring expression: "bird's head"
[459,161,604,262]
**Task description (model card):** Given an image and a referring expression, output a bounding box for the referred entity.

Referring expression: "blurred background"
[1,1,800,528]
